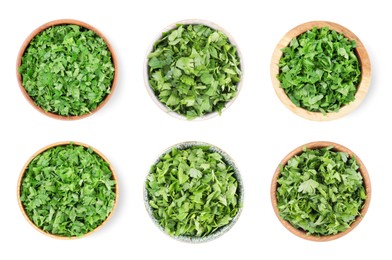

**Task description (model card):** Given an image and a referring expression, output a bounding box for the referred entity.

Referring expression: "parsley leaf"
[276,146,366,236]
[298,179,319,194]
[147,24,241,119]
[19,24,115,117]
[277,27,361,114]
[19,143,117,237]
[146,145,241,238]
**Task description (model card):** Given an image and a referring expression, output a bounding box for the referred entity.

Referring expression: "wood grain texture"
[270,141,371,242]
[270,21,371,121]
[16,19,119,120]
[17,141,119,239]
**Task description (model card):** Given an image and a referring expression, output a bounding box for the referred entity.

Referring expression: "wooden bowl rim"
[271,141,371,242]
[143,19,244,121]
[270,21,371,121]
[17,141,119,239]
[16,19,119,121]
[143,140,244,243]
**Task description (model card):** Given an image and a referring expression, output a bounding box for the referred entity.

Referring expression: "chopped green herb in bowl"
[271,141,371,241]
[145,20,242,120]
[271,21,371,121]
[18,141,118,239]
[144,141,243,242]
[17,19,118,120]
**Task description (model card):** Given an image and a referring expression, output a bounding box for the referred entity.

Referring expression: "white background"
[1,0,389,259]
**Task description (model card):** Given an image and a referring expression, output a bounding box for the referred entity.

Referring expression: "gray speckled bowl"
[144,141,244,243]
[143,19,243,121]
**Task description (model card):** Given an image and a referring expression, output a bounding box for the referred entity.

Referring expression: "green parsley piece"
[19,24,115,116]
[147,24,241,119]
[20,144,116,237]
[276,146,366,236]
[146,145,241,238]
[278,27,361,114]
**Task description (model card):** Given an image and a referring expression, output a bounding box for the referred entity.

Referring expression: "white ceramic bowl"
[144,19,243,120]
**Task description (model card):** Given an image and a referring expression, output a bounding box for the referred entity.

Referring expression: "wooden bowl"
[144,19,243,120]
[270,21,371,121]
[17,141,119,239]
[144,141,244,243]
[16,19,119,120]
[271,141,371,242]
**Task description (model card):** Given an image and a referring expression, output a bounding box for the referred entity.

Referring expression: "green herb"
[278,27,361,114]
[276,146,366,236]
[20,144,116,237]
[19,24,115,116]
[146,145,240,237]
[147,24,241,119]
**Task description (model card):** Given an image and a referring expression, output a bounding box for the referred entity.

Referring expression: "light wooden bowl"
[17,141,119,239]
[144,141,244,243]
[271,21,371,121]
[144,19,243,121]
[271,141,371,242]
[16,19,118,120]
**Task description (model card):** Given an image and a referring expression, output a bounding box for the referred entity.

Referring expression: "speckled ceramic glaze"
[144,141,244,243]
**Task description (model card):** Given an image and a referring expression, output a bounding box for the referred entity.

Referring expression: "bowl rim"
[17,141,119,239]
[143,140,244,243]
[16,19,119,121]
[270,141,371,242]
[270,20,371,121]
[143,19,244,121]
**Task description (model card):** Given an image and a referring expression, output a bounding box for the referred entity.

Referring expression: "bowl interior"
[144,141,244,243]
[271,141,371,242]
[270,21,371,121]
